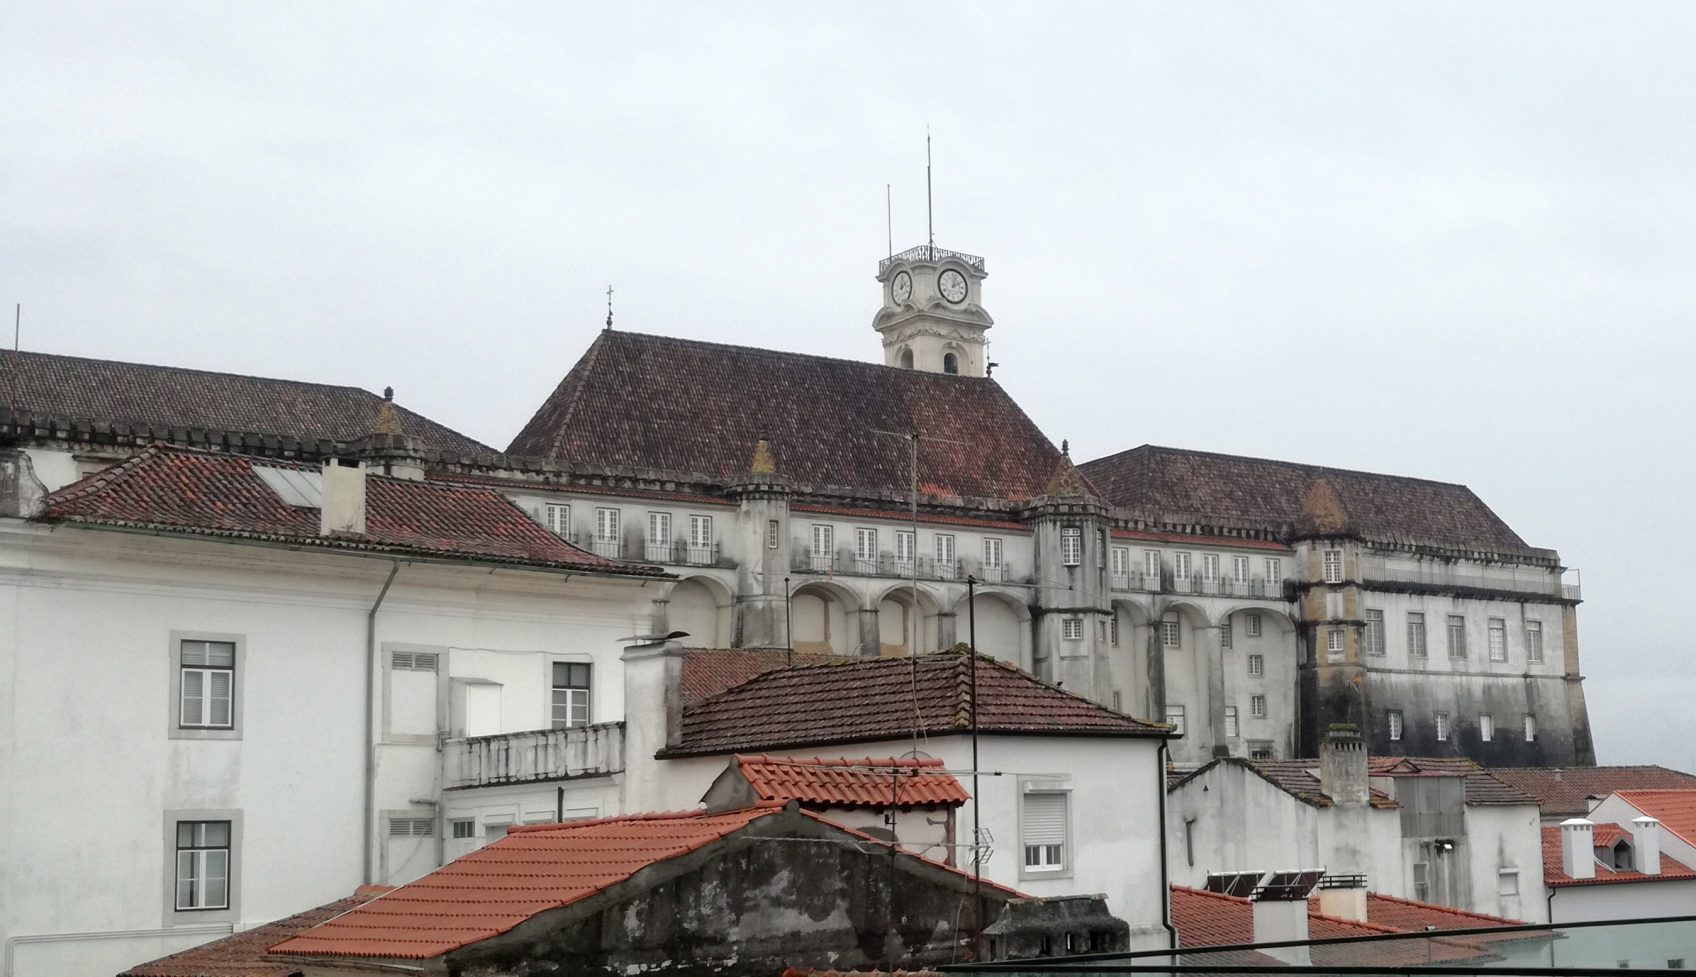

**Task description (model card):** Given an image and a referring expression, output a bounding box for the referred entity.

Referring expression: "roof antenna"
[604,285,614,331]
[925,126,934,250]
[10,303,18,410]
[885,183,893,260]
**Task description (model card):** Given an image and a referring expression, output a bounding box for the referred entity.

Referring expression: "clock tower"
[872,244,993,376]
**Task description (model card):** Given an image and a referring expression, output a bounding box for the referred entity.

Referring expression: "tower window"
[899,347,914,370]
[943,352,959,375]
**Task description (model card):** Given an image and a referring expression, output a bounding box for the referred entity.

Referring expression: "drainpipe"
[364,561,401,884]
[1157,737,1177,948]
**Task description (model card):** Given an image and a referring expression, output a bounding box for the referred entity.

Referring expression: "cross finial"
[605,285,614,330]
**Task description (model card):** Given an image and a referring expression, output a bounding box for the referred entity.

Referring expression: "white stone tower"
[872,245,993,376]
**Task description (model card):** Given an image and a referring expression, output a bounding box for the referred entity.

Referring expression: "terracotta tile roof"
[1369,757,1538,806]
[1540,823,1696,887]
[42,444,665,577]
[681,648,854,703]
[1329,892,1527,934]
[1169,887,1506,964]
[1080,445,1549,560]
[731,755,970,808]
[1488,766,1696,818]
[272,806,1022,961]
[121,886,391,977]
[0,349,489,454]
[1616,789,1696,848]
[505,331,1067,502]
[666,650,1170,757]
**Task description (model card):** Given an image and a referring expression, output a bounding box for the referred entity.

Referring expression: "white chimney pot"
[1632,816,1662,876]
[319,461,367,536]
[1560,817,1596,881]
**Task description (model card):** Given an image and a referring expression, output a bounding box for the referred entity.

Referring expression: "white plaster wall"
[21,447,82,492]
[1166,763,1322,887]
[1547,878,1696,924]
[1463,804,1550,922]
[1589,795,1696,871]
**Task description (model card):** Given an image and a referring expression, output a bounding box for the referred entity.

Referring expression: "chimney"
[1632,816,1662,876]
[1250,899,1310,965]
[1319,726,1369,808]
[620,638,686,811]
[1316,878,1368,923]
[319,459,366,535]
[1560,818,1596,880]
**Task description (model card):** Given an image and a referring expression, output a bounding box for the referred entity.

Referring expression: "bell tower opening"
[871,244,993,377]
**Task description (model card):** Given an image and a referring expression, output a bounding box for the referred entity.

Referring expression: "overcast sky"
[4,3,1691,767]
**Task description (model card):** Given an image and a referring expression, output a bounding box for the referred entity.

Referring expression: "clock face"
[891,271,912,303]
[938,268,968,303]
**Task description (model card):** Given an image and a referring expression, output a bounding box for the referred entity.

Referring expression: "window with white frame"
[1061,527,1082,567]
[1109,615,1119,646]
[1225,705,1239,738]
[551,663,592,728]
[896,530,915,569]
[1480,714,1495,742]
[450,819,476,839]
[1435,711,1451,741]
[1499,869,1519,897]
[1062,617,1084,641]
[1488,618,1507,661]
[545,503,570,536]
[1525,620,1544,663]
[1264,557,1282,583]
[1250,694,1267,718]
[1388,710,1404,741]
[1322,549,1343,584]
[1160,614,1181,649]
[1246,613,1262,638]
[1248,653,1264,677]
[934,533,955,575]
[1174,552,1191,580]
[1232,555,1249,583]
[175,821,231,911]
[647,511,671,551]
[1523,713,1537,742]
[813,524,834,565]
[1202,553,1219,582]
[1145,550,1161,577]
[1365,609,1385,656]
[1407,612,1428,658]
[983,537,1003,571]
[689,515,713,549]
[1249,741,1274,760]
[1097,618,1109,642]
[1165,705,1186,735]
[1326,628,1344,660]
[595,507,619,541]
[1111,546,1130,578]
[855,527,877,564]
[1021,790,1068,874]
[767,519,779,549]
[1447,615,1467,659]
[1098,529,1107,568]
[180,640,236,730]
[1220,616,1233,649]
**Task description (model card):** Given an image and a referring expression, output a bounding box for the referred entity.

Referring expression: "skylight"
[254,466,323,507]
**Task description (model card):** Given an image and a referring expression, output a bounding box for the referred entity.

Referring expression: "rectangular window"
[180,640,236,729]
[1111,546,1130,578]
[895,530,915,570]
[1480,714,1495,742]
[1264,557,1282,583]
[1322,549,1343,584]
[983,537,1003,570]
[1021,791,1068,874]
[1499,870,1520,897]
[1388,710,1404,741]
[550,662,592,729]
[647,511,671,545]
[1447,615,1467,659]
[450,819,476,839]
[1247,653,1264,677]
[1109,615,1119,646]
[934,533,956,577]
[175,821,231,911]
[855,527,877,565]
[1326,628,1344,659]
[1111,691,1123,712]
[1225,705,1239,738]
[689,515,713,547]
[1160,615,1181,649]
[544,503,570,536]
[1249,741,1274,760]
[595,507,619,541]
[1098,530,1107,568]
[1202,553,1219,582]
[1165,705,1186,735]
[1174,552,1192,580]
[1488,618,1507,662]
[1250,694,1267,718]
[1233,555,1250,583]
[1435,711,1451,741]
[1525,621,1544,663]
[1524,714,1537,742]
[1145,550,1161,577]
[1061,527,1082,567]
[1413,862,1429,902]
[1219,617,1233,649]
[1365,609,1385,656]
[1062,617,1084,641]
[388,816,434,837]
[1407,612,1427,658]
[389,650,439,671]
[767,519,780,549]
[812,524,834,567]
[1097,618,1109,642]
[1246,613,1262,638]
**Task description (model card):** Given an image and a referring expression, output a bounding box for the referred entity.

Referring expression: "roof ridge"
[599,329,1007,380]
[1080,442,1487,494]
[506,804,775,834]
[1,347,377,395]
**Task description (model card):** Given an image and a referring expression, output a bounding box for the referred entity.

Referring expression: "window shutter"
[1022,792,1067,847]
[208,671,233,726]
[389,816,435,837]
[182,670,205,725]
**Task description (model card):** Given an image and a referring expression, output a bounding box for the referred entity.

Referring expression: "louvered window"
[388,816,435,837]
[390,651,439,672]
[1021,791,1068,872]
[180,641,236,729]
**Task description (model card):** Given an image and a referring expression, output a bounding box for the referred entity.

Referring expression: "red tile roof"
[1540,823,1696,886]
[1616,789,1696,848]
[666,650,1170,757]
[0,348,489,454]
[1327,892,1527,934]
[681,648,854,703]
[271,806,1022,961]
[121,886,391,977]
[506,331,1067,502]
[1487,766,1696,818]
[731,755,970,808]
[1080,445,1550,560]
[42,445,665,577]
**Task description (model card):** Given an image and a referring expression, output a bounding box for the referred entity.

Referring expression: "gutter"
[365,561,400,885]
[1157,737,1177,949]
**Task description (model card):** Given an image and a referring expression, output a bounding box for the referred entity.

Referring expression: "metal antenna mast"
[926,128,934,249]
[886,183,893,260]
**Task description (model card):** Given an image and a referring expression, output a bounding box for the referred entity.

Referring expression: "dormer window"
[943,351,959,375]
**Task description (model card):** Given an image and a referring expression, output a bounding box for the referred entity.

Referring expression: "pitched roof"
[1174,758,1397,810]
[1334,892,1527,934]
[41,444,664,577]
[729,755,970,808]
[1615,789,1696,848]
[666,650,1170,757]
[1540,823,1696,887]
[0,349,489,454]
[1079,444,1548,560]
[1168,887,1504,964]
[1488,766,1696,818]
[681,648,853,703]
[506,331,1066,502]
[270,806,1022,961]
[121,886,391,977]
[1368,757,1538,806]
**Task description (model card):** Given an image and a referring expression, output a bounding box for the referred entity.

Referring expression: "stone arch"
[873,582,943,656]
[790,580,860,656]
[898,346,915,370]
[942,349,960,375]
[663,575,733,648]
[951,589,1032,672]
[1109,598,1158,721]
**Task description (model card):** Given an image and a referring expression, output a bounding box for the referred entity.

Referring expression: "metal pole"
[926,129,934,250]
[968,574,982,881]
[784,575,793,667]
[886,183,893,259]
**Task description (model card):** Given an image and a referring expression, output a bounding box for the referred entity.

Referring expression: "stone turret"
[1022,443,1110,699]
[726,438,792,648]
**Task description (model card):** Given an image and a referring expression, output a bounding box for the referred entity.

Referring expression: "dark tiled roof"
[43,444,665,577]
[681,648,855,703]
[1368,757,1539,806]
[666,650,1169,757]
[1488,766,1696,818]
[0,349,489,454]
[506,331,1066,501]
[121,886,390,977]
[1228,758,1399,810]
[1079,445,1546,559]
[731,755,971,808]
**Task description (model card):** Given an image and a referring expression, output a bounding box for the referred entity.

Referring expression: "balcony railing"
[590,537,622,560]
[793,548,1021,584]
[1116,571,1285,599]
[978,564,1005,583]
[1358,556,1580,600]
[632,539,722,567]
[877,244,987,275]
[442,722,624,790]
